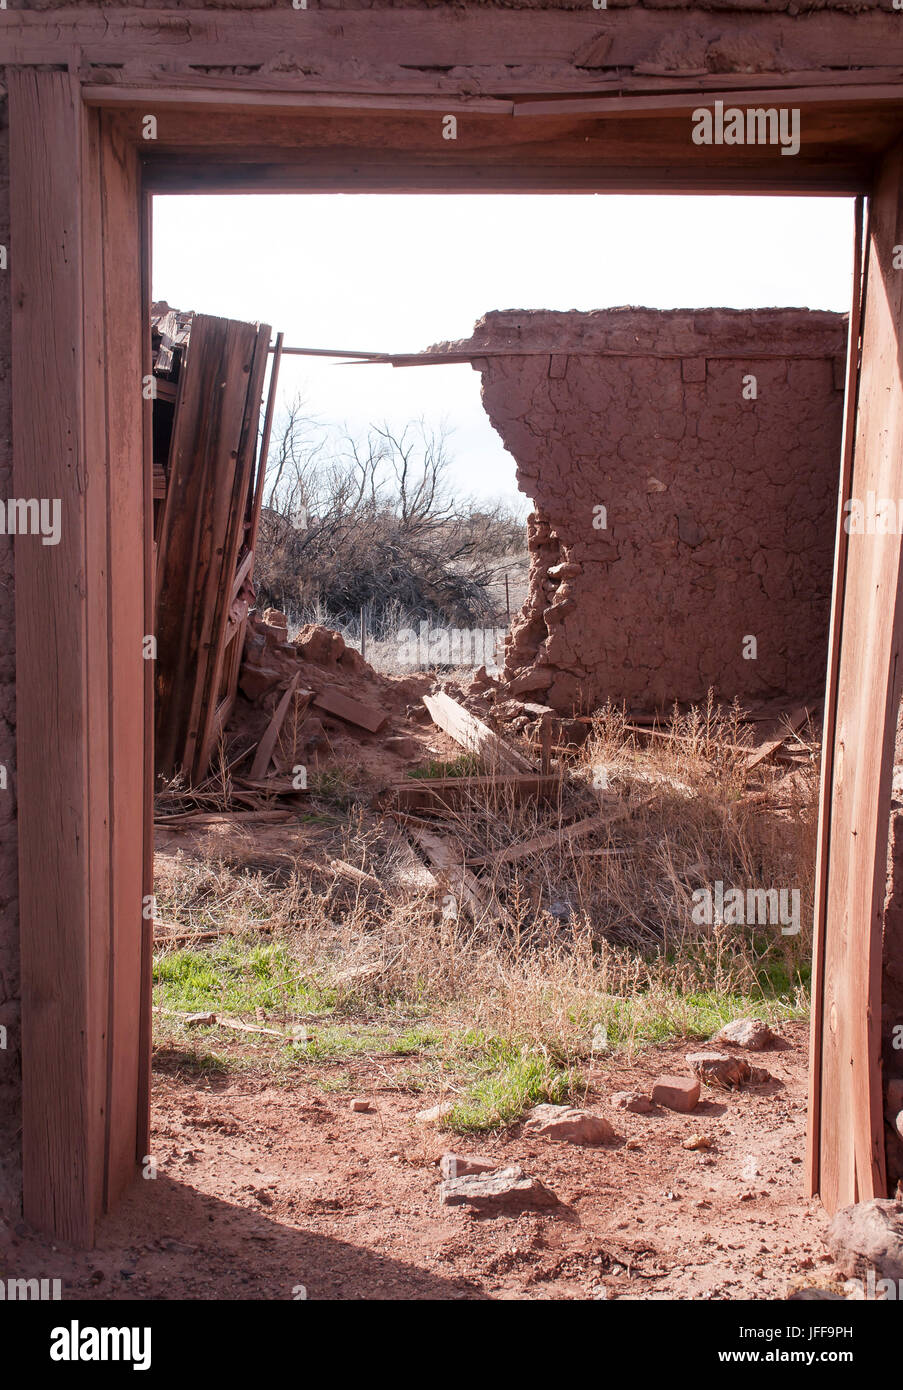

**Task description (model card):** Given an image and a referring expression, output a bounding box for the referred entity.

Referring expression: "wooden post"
[10,75,147,1242]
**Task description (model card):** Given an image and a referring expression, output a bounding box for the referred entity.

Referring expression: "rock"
[416,1101,456,1125]
[682,1133,712,1151]
[238,664,283,702]
[827,1198,903,1280]
[494,699,530,722]
[506,668,554,695]
[686,1050,752,1089]
[611,1090,652,1114]
[467,666,494,693]
[713,1017,778,1051]
[439,1164,560,1212]
[651,1076,700,1113]
[522,1104,616,1146]
[339,646,370,676]
[349,1098,372,1113]
[439,1154,498,1180]
[294,622,345,665]
[383,734,421,759]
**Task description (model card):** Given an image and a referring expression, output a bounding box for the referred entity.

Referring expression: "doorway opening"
[142,190,858,1299]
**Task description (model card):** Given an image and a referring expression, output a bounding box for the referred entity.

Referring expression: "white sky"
[152,193,854,506]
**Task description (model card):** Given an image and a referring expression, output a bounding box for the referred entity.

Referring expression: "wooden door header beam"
[4,5,903,76]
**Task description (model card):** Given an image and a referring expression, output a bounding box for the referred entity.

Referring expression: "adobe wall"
[0,95,19,1219]
[459,308,846,713]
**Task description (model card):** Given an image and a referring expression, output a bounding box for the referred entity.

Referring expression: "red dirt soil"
[4,1021,838,1301]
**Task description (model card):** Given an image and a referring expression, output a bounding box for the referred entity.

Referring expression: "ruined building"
[442,307,847,713]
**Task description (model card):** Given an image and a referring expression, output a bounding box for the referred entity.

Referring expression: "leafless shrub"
[254,397,526,628]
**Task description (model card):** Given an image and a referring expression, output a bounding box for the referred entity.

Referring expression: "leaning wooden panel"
[814,141,903,1212]
[194,322,271,780]
[807,197,866,1198]
[9,70,105,1245]
[153,315,260,777]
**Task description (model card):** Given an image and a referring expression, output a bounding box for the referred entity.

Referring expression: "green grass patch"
[153,938,334,1018]
[407,753,484,780]
[444,1034,579,1133]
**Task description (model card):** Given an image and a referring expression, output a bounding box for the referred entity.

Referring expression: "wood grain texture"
[5,7,903,78]
[195,321,271,778]
[96,112,146,1212]
[807,197,866,1200]
[153,314,260,779]
[10,69,103,1246]
[423,692,535,774]
[813,145,903,1211]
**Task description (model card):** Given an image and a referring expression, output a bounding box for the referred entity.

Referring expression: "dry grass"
[154,699,818,1088]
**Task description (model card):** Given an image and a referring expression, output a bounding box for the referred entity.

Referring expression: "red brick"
[652,1075,701,1113]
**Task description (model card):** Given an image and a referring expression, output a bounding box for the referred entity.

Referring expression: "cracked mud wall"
[463,308,846,713]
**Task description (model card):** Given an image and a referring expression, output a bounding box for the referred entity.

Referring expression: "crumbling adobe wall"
[0,95,20,1220]
[459,308,846,713]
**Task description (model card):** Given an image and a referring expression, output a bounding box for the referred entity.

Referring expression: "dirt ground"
[5,1020,839,1301]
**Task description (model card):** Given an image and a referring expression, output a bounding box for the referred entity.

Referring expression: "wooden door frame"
[8,65,903,1243]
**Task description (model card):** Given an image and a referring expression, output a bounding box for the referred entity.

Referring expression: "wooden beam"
[247,332,282,558]
[384,774,564,815]
[11,69,103,1246]
[11,71,147,1244]
[468,805,641,868]
[94,110,147,1215]
[313,687,387,734]
[811,147,903,1211]
[423,692,536,774]
[248,675,305,782]
[5,7,903,78]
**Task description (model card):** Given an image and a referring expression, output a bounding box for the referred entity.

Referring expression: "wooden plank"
[138,181,156,1170]
[230,548,255,603]
[154,810,296,829]
[248,674,303,781]
[153,314,261,778]
[423,691,536,774]
[6,8,903,75]
[468,802,648,868]
[404,825,487,916]
[329,860,381,890]
[10,69,105,1246]
[744,706,812,771]
[248,332,283,556]
[95,109,146,1213]
[811,149,903,1211]
[195,321,272,778]
[808,196,867,1201]
[384,774,564,815]
[313,686,387,734]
